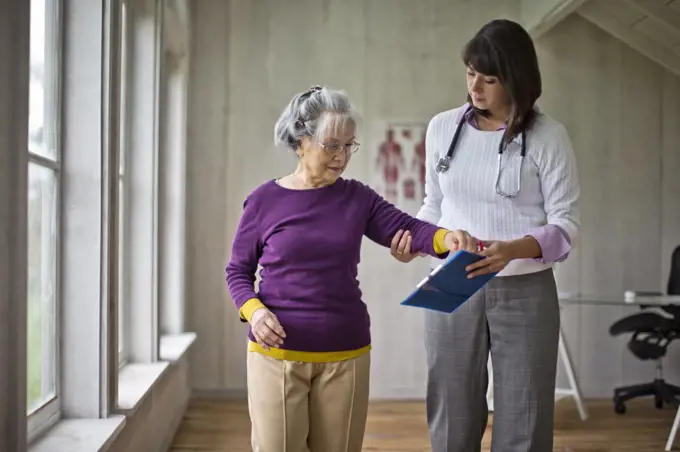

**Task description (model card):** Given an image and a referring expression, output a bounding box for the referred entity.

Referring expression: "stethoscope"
[435,115,526,199]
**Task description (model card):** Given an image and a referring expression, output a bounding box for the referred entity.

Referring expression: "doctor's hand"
[390,229,426,263]
[444,229,479,254]
[250,307,286,350]
[465,240,514,278]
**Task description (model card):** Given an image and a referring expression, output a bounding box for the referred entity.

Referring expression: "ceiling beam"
[522,0,589,38]
[630,0,680,37]
[577,0,680,77]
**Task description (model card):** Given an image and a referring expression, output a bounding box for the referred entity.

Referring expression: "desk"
[559,294,680,451]
[561,294,680,307]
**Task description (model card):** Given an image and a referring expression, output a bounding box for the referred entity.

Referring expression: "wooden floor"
[170,397,679,451]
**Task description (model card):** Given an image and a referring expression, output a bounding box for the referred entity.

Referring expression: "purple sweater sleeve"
[363,185,448,259]
[225,196,262,309]
[527,224,571,264]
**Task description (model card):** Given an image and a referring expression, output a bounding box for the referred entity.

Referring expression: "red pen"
[477,240,484,252]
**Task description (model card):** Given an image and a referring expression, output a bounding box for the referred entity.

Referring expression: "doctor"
[390,19,580,452]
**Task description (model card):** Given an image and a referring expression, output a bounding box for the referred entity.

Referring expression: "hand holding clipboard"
[465,239,516,279]
[401,246,498,314]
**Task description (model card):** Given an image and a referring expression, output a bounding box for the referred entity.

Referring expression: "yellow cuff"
[433,229,450,255]
[239,298,266,322]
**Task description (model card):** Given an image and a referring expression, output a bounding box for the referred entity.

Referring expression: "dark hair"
[462,19,541,144]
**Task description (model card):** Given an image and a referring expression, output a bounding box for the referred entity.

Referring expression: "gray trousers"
[424,269,560,452]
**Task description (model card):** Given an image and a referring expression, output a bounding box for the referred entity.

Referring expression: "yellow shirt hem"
[247,340,371,363]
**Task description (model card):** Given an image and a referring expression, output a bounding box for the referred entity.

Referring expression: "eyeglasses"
[319,141,361,156]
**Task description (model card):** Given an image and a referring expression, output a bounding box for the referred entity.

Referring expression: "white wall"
[185,0,234,393]
[186,1,680,399]
[186,0,521,396]
[539,14,680,397]
[522,0,565,30]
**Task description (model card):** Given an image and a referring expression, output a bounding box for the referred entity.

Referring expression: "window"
[114,0,162,369]
[116,0,131,368]
[14,0,195,445]
[158,2,190,335]
[27,0,61,436]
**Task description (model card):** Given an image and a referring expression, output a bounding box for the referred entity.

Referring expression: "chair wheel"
[655,395,663,409]
[614,400,626,414]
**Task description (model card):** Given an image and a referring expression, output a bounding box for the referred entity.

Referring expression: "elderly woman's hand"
[250,307,286,350]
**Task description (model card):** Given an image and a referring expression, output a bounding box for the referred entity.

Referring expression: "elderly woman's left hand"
[464,240,515,278]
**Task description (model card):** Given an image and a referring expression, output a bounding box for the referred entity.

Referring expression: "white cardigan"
[417,106,581,277]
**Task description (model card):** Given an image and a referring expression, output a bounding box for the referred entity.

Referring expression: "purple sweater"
[225,178,447,353]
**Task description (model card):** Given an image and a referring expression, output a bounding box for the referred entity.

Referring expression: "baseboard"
[189,390,430,403]
[190,389,434,403]
[191,388,248,400]
[158,398,189,452]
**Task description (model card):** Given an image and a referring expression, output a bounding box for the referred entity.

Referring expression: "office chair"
[609,245,680,414]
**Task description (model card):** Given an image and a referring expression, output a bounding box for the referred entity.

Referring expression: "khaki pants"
[246,351,371,452]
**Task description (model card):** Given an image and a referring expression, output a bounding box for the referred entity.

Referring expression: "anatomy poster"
[369,120,427,214]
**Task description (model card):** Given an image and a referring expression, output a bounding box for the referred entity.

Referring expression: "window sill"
[117,361,170,413]
[28,416,126,452]
[28,332,196,452]
[117,332,196,413]
[160,331,197,361]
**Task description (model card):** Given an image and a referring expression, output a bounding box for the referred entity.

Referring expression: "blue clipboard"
[401,250,497,314]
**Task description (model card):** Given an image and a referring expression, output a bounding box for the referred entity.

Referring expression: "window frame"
[57,0,116,421]
[26,0,63,441]
[14,0,194,446]
[3,0,195,446]
[116,0,132,371]
[115,0,162,375]
[158,1,190,336]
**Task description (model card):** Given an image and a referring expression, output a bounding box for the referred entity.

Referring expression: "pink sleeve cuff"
[527,224,571,264]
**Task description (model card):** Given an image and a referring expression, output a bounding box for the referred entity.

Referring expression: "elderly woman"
[225,85,475,452]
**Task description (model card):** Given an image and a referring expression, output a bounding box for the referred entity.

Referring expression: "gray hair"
[274,85,358,150]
